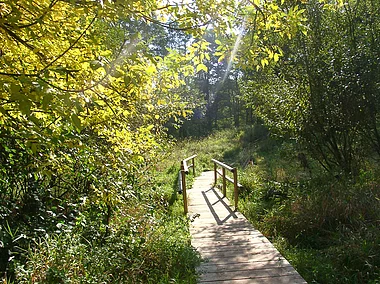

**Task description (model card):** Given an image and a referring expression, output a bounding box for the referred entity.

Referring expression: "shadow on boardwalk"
[188,171,307,284]
[201,187,238,225]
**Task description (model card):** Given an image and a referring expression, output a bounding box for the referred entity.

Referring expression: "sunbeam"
[222,18,246,84]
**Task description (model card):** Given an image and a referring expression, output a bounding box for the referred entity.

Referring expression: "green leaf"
[29,115,40,126]
[111,70,123,78]
[71,114,82,131]
[42,93,53,108]
[20,100,32,116]
[124,75,131,87]
[10,83,20,94]
[90,60,103,70]
[31,142,38,154]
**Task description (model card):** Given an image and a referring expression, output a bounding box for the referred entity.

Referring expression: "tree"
[0,0,200,278]
[240,0,380,176]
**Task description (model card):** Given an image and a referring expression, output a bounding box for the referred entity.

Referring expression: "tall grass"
[16,126,376,283]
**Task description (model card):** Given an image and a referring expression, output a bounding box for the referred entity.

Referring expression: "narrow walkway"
[188,171,307,283]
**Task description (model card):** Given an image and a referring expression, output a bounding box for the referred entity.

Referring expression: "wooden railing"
[212,159,242,210]
[179,154,197,214]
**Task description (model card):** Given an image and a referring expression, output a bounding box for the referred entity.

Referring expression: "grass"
[167,126,380,284]
[11,126,379,283]
[11,148,202,283]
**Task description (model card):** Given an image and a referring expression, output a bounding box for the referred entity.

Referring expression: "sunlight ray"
[222,18,246,84]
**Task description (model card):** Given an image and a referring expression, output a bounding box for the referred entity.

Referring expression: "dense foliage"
[3,0,375,282]
[238,128,380,283]
[0,0,193,281]
[240,0,380,176]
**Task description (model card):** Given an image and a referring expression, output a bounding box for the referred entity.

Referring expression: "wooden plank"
[195,243,275,253]
[187,171,307,284]
[200,250,283,263]
[192,238,273,248]
[198,275,306,284]
[198,259,293,270]
[199,266,301,282]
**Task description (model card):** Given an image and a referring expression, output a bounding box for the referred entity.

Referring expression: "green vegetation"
[2,0,307,282]
[1,0,379,283]
[238,131,380,283]
[2,148,201,283]
[174,127,380,283]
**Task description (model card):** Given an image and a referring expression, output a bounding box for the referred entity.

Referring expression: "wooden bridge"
[181,157,306,283]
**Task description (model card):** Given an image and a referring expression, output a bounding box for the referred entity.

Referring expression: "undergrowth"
[171,126,380,284]
[239,126,380,284]
[5,152,201,283]
[13,125,379,283]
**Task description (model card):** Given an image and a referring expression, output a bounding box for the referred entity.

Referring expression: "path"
[188,171,307,283]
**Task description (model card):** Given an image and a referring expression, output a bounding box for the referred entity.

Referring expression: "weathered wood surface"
[188,171,307,283]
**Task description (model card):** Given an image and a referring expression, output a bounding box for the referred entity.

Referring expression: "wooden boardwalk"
[188,171,307,283]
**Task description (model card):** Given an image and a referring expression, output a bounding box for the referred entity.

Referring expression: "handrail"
[211,159,242,210]
[183,154,197,175]
[211,159,234,172]
[180,154,197,214]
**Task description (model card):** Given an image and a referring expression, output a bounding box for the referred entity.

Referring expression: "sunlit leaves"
[196,63,208,72]
[211,0,308,71]
[241,0,380,175]
[0,0,317,213]
[0,0,207,212]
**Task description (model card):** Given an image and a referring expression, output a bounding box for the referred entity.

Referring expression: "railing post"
[181,161,188,214]
[214,162,217,185]
[222,167,226,197]
[192,157,195,176]
[233,168,238,210]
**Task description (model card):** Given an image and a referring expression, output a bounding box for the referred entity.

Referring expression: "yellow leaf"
[196,63,208,73]
[274,53,280,62]
[218,54,226,63]
[146,65,157,75]
[261,58,268,68]
[157,99,166,106]
[146,104,154,112]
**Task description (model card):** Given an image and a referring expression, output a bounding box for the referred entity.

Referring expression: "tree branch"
[6,0,59,29]
[0,23,47,62]
[39,13,98,74]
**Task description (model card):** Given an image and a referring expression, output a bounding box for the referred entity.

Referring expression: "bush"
[239,124,269,146]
